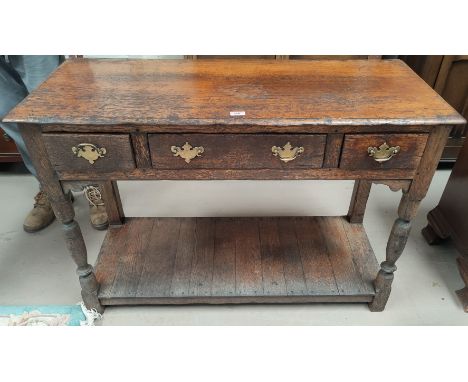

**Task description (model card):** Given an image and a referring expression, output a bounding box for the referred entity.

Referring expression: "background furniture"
[0,129,22,163]
[4,59,464,314]
[400,56,468,162]
[422,137,468,312]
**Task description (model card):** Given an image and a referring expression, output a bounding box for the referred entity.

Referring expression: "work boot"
[84,185,109,231]
[23,190,55,233]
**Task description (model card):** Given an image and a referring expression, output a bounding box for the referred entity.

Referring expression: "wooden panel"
[149,134,325,169]
[95,221,136,298]
[4,59,465,127]
[130,132,151,168]
[43,133,135,172]
[294,218,338,295]
[96,216,378,304]
[56,167,420,181]
[211,218,237,296]
[42,124,434,134]
[189,218,215,296]
[340,134,428,170]
[323,133,343,168]
[277,218,307,295]
[0,128,22,162]
[170,218,197,297]
[235,219,263,296]
[104,218,154,298]
[319,217,370,295]
[259,218,287,295]
[135,218,180,297]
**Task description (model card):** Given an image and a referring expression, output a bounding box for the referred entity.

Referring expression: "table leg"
[369,193,419,311]
[369,125,452,311]
[347,180,372,223]
[99,181,125,226]
[19,124,104,313]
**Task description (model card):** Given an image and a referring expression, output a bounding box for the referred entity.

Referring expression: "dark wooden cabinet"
[0,128,22,163]
[400,56,468,162]
[423,137,468,312]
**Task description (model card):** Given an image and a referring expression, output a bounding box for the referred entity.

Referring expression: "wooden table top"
[4,59,465,127]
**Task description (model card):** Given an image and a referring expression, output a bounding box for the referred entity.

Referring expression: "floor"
[0,168,466,325]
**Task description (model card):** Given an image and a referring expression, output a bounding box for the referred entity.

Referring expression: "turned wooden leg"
[19,124,104,313]
[369,210,415,312]
[63,216,103,312]
[369,126,452,311]
[347,180,372,223]
[369,193,421,311]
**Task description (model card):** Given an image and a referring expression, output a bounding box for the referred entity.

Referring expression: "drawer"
[43,133,135,172]
[149,134,326,169]
[340,134,428,170]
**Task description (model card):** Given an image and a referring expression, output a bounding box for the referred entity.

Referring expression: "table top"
[4,59,465,127]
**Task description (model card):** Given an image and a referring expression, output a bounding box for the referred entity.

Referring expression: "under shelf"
[95,216,379,305]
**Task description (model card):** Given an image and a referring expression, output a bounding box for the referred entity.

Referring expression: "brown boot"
[23,191,55,233]
[84,185,109,231]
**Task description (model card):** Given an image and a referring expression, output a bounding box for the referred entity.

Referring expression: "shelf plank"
[170,218,197,297]
[294,218,339,295]
[135,218,181,298]
[235,219,264,296]
[96,216,379,305]
[211,218,237,296]
[189,218,215,296]
[277,218,308,296]
[259,219,287,296]
[109,218,155,298]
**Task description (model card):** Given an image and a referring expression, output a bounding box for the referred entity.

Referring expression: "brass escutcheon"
[367,142,400,163]
[271,142,304,162]
[171,142,204,163]
[72,143,106,164]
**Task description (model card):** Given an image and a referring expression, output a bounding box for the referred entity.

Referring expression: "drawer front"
[340,134,428,170]
[43,133,135,172]
[149,134,326,169]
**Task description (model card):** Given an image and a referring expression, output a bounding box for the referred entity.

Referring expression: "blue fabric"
[0,305,86,326]
[0,55,61,177]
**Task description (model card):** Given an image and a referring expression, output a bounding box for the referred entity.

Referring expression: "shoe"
[23,190,55,233]
[84,186,109,231]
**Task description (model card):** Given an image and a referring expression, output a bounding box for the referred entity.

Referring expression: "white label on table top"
[230,111,245,116]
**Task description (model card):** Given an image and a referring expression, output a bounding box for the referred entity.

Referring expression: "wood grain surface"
[95,216,379,304]
[340,133,428,170]
[4,59,465,127]
[149,133,325,169]
[43,133,135,172]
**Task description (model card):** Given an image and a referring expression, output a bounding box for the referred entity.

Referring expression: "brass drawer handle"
[171,142,204,163]
[271,142,304,162]
[72,143,107,164]
[367,142,400,163]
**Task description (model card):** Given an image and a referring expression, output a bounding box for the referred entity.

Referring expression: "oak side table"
[3,59,465,313]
